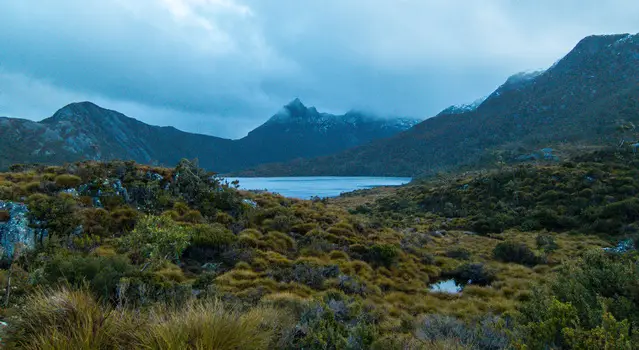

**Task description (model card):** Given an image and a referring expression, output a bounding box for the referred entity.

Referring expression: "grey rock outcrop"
[0,201,36,258]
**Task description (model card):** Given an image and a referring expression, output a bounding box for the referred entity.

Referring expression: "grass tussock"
[6,287,140,350]
[141,301,281,350]
[5,287,282,350]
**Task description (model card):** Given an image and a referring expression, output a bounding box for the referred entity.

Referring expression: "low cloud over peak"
[1,0,638,138]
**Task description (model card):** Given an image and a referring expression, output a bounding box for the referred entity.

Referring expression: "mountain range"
[2,33,638,177]
[240,33,639,176]
[0,99,419,172]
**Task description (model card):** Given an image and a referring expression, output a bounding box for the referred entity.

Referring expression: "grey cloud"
[1,0,638,138]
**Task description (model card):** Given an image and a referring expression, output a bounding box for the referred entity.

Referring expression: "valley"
[0,147,636,348]
[0,100,419,174]
[0,31,638,349]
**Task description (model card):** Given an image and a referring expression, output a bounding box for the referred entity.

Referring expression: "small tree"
[122,215,191,270]
[27,193,81,244]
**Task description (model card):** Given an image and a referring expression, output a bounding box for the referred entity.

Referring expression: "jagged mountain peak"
[241,32,639,177]
[285,97,306,110]
[268,99,329,124]
[1,96,417,172]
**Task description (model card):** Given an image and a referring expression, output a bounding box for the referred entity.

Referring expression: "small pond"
[429,279,464,294]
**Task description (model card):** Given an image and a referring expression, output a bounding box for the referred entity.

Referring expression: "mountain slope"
[0,100,419,172]
[243,33,639,177]
[232,98,419,169]
[1,102,235,171]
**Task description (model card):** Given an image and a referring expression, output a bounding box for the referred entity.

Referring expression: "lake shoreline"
[224,176,412,199]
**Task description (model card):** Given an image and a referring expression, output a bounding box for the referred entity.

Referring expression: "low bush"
[54,174,83,188]
[517,250,639,348]
[288,294,379,350]
[446,263,495,286]
[415,314,509,350]
[42,253,135,300]
[190,223,237,249]
[493,241,540,266]
[271,262,340,290]
[446,248,471,260]
[365,244,399,268]
[121,215,192,267]
[535,234,558,253]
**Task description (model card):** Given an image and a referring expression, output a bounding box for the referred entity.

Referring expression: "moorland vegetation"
[0,149,637,349]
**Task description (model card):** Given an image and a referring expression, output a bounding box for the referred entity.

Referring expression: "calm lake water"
[224,177,411,199]
[429,279,463,294]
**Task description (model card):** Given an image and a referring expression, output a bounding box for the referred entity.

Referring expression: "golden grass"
[141,301,280,350]
[6,287,141,350]
[6,287,283,350]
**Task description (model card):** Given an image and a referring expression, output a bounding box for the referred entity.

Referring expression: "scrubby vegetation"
[368,149,639,238]
[0,151,638,348]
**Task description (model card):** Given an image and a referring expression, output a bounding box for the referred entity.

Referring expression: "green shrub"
[517,250,639,347]
[43,253,135,300]
[415,314,508,350]
[493,241,540,266]
[215,211,235,225]
[110,207,139,234]
[536,234,558,253]
[564,312,632,350]
[446,263,495,286]
[288,296,378,350]
[22,181,41,193]
[82,208,113,237]
[120,215,192,267]
[190,223,237,249]
[446,248,471,260]
[155,263,187,283]
[273,262,340,290]
[27,193,81,240]
[181,210,205,223]
[54,174,83,188]
[366,244,399,268]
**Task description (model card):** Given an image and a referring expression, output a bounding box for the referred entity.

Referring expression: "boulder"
[0,201,36,258]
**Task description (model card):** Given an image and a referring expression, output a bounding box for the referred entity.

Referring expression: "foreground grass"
[1,152,637,348]
[4,288,283,350]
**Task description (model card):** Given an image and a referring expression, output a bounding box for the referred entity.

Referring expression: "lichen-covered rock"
[242,199,258,208]
[0,201,36,258]
[146,171,164,182]
[604,239,635,254]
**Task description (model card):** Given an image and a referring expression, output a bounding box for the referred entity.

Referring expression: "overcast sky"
[1,0,638,139]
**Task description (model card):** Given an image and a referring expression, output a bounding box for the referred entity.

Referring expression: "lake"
[224,177,411,199]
